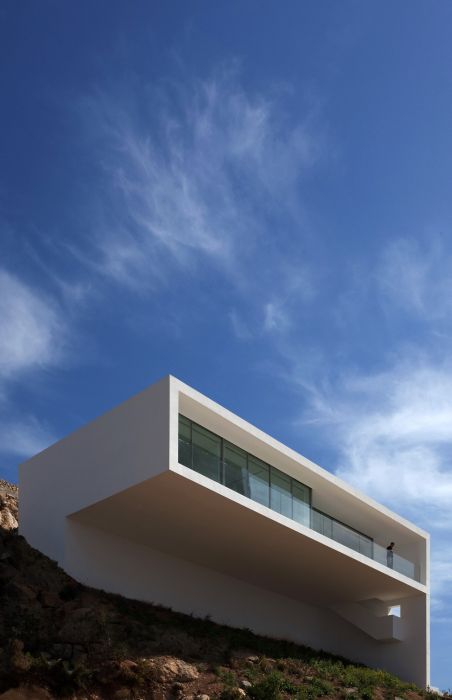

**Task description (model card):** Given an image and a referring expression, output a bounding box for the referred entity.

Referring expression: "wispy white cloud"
[0,416,55,458]
[430,546,452,621]
[0,269,66,458]
[0,269,66,381]
[262,263,316,335]
[300,360,452,519]
[2,70,324,461]
[305,235,452,524]
[377,236,452,320]
[263,301,290,333]
[273,236,452,622]
[82,70,324,325]
[229,309,252,341]
[294,355,452,618]
[229,259,317,339]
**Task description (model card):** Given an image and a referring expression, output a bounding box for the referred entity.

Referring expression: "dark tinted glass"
[292,482,310,526]
[178,415,192,466]
[333,521,360,553]
[224,442,248,496]
[192,423,221,482]
[359,537,373,558]
[248,456,270,507]
[270,468,292,518]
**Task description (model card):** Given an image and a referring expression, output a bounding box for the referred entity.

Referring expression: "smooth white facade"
[19,376,430,686]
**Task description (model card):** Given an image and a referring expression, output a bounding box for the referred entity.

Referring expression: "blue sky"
[1,0,452,688]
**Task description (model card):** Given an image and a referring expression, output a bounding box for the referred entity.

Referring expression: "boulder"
[145,656,200,683]
[245,656,259,664]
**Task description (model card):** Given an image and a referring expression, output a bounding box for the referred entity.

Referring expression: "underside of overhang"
[69,470,425,607]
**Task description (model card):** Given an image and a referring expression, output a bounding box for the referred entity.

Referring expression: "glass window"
[248,456,270,507]
[312,510,332,538]
[333,521,360,553]
[178,415,192,467]
[270,468,292,518]
[359,536,373,558]
[192,423,221,482]
[224,442,248,496]
[311,509,323,534]
[322,513,333,539]
[179,415,191,441]
[292,481,310,526]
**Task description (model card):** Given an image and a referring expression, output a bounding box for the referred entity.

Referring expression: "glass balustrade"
[178,415,420,582]
[372,542,418,580]
[311,508,373,558]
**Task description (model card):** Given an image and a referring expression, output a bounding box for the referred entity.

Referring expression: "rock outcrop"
[0,484,18,531]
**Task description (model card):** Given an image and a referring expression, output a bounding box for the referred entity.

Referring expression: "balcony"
[310,506,419,581]
[178,415,420,583]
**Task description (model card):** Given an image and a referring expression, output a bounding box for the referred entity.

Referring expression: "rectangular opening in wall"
[389,604,401,617]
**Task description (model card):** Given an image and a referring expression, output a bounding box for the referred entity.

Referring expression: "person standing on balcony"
[386,542,395,568]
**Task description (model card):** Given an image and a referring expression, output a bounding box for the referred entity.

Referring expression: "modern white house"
[19,376,429,687]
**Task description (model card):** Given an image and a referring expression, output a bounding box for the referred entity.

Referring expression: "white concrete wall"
[19,376,170,563]
[65,519,428,687]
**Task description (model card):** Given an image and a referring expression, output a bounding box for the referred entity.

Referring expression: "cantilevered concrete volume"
[19,376,430,687]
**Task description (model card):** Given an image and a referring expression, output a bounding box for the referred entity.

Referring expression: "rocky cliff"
[0,483,18,531]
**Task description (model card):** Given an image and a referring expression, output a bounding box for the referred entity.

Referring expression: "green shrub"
[248,671,295,700]
[298,677,335,699]
[218,668,238,687]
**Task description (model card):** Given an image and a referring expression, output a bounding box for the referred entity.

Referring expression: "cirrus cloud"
[0,269,66,381]
[0,268,66,458]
